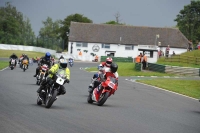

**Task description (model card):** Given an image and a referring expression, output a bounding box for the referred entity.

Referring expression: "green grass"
[0,61,8,70]
[0,49,45,58]
[86,62,175,76]
[157,50,200,68]
[137,79,200,99]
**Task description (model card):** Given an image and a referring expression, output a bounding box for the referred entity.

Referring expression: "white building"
[68,22,189,63]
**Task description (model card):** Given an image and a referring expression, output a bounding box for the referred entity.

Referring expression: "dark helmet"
[110,62,118,73]
[45,52,51,60]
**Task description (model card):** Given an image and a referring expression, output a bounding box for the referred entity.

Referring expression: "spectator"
[166,45,170,57]
[135,55,141,63]
[142,53,147,70]
[172,51,175,56]
[188,41,193,51]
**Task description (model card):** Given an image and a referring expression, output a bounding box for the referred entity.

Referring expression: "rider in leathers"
[21,54,29,69]
[37,59,70,96]
[9,53,18,67]
[88,62,119,94]
[33,52,52,77]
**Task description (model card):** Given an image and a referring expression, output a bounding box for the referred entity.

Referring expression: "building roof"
[69,22,189,48]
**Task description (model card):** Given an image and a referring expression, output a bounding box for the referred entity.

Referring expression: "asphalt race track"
[0,62,200,133]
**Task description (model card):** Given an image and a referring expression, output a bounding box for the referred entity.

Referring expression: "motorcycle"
[10,58,16,70]
[22,59,28,72]
[37,69,68,108]
[18,57,23,68]
[69,59,73,67]
[36,64,49,85]
[87,73,118,106]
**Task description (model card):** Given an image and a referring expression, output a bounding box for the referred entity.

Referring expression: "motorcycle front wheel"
[37,96,42,105]
[87,93,93,104]
[45,89,58,108]
[97,92,110,106]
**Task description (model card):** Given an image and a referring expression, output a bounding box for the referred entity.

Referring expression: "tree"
[0,2,35,45]
[59,13,93,51]
[104,12,124,25]
[38,17,61,49]
[174,1,200,46]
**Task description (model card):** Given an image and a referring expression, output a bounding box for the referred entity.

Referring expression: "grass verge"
[86,62,175,76]
[0,49,45,58]
[86,62,200,99]
[137,79,200,99]
[0,61,8,70]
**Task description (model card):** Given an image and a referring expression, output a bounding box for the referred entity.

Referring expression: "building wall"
[68,41,138,58]
[68,42,188,63]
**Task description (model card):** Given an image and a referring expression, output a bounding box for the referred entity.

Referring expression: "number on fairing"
[56,77,64,85]
[108,82,115,88]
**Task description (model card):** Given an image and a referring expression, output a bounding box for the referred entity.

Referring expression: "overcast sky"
[0,0,191,36]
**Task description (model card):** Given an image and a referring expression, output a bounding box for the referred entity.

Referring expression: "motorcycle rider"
[9,53,18,67]
[36,58,70,96]
[68,57,74,64]
[88,62,119,94]
[89,57,113,88]
[59,55,64,60]
[33,52,52,77]
[21,54,29,69]
[18,54,25,64]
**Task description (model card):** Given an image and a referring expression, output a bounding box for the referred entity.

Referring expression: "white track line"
[126,79,198,101]
[0,67,8,71]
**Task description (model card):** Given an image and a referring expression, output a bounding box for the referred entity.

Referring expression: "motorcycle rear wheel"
[97,92,110,106]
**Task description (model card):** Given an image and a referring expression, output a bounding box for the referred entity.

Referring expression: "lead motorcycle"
[37,69,68,108]
[36,64,49,85]
[10,58,16,70]
[87,72,118,106]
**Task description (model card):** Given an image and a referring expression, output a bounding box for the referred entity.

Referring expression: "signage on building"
[92,45,100,52]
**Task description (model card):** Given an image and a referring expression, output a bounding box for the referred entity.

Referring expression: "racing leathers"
[21,55,29,69]
[33,56,52,77]
[9,54,18,66]
[37,64,70,95]
[88,67,119,94]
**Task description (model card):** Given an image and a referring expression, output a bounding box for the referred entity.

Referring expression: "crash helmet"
[59,58,68,69]
[106,57,113,67]
[45,52,51,60]
[110,62,118,73]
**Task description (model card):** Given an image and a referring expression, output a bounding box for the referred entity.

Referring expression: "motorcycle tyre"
[40,74,44,85]
[37,96,42,105]
[97,92,110,106]
[87,93,93,104]
[45,89,58,108]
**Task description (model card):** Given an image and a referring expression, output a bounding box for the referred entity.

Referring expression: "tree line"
[0,1,200,51]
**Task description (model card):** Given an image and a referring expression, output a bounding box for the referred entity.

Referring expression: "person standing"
[142,53,147,70]
[166,45,170,57]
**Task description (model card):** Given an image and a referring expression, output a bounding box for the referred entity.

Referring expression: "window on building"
[82,43,88,47]
[76,42,88,47]
[150,51,153,58]
[102,44,110,49]
[125,45,134,50]
[76,43,82,47]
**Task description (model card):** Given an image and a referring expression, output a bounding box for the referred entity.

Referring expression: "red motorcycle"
[36,64,49,85]
[87,73,118,106]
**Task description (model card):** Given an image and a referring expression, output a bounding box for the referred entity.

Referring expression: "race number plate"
[108,82,115,88]
[56,77,64,85]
